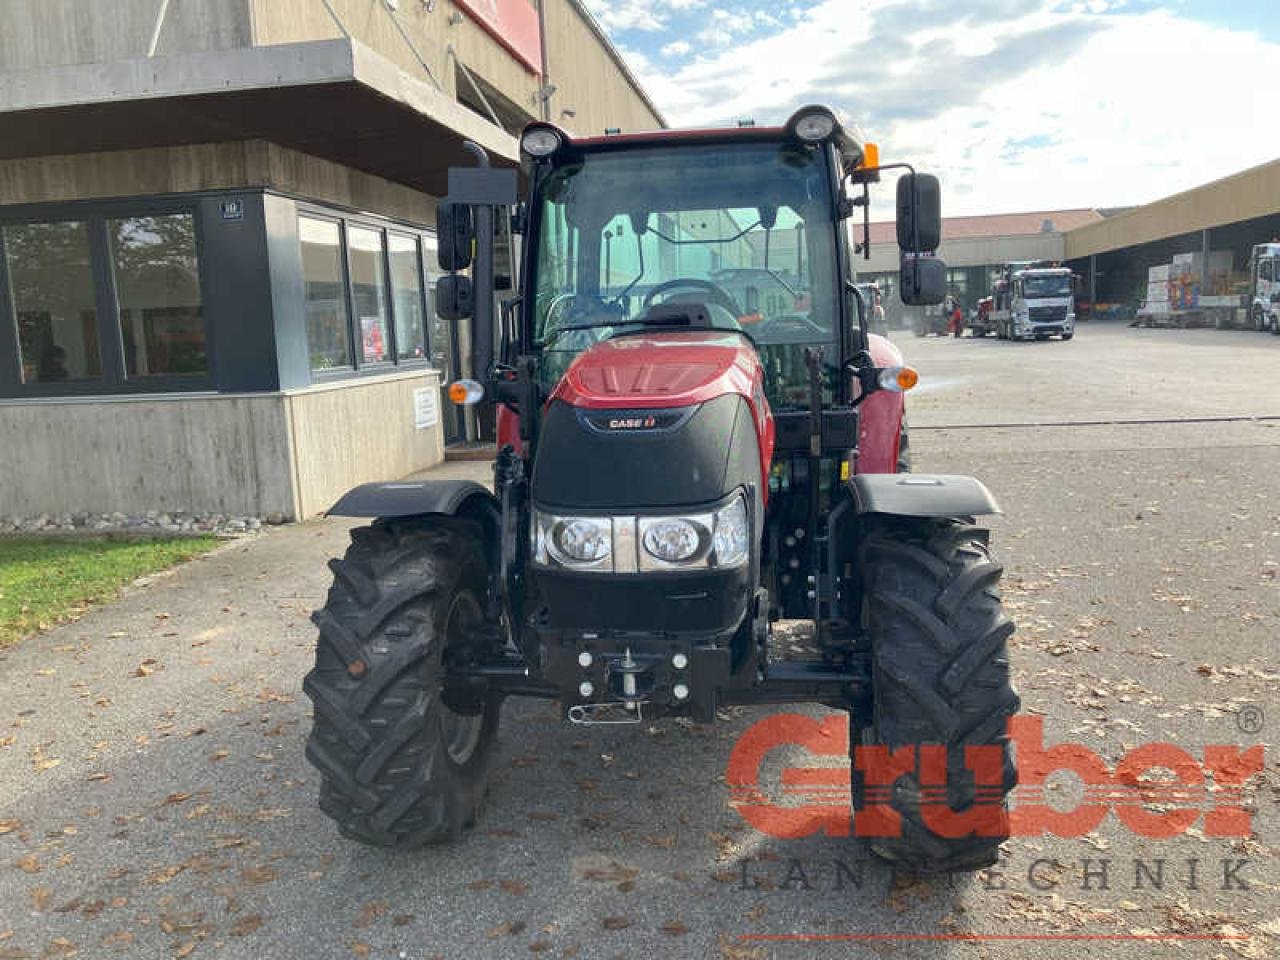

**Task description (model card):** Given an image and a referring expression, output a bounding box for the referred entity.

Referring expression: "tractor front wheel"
[305,519,500,848]
[853,517,1019,872]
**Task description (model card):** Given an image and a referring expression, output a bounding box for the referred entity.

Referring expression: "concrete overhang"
[0,38,519,197]
[1065,158,1280,261]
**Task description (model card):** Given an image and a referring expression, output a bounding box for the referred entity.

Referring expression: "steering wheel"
[756,313,828,341]
[643,278,741,316]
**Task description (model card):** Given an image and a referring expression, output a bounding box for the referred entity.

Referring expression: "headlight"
[711,495,749,568]
[790,109,837,142]
[534,515,612,568]
[533,494,750,573]
[642,519,703,563]
[521,126,562,157]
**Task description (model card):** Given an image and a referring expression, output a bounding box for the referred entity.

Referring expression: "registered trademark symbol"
[1236,705,1264,735]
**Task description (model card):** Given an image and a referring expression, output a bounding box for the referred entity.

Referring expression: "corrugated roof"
[868,208,1103,245]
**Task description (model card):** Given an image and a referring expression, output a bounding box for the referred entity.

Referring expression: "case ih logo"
[608,416,658,430]
[727,714,1264,840]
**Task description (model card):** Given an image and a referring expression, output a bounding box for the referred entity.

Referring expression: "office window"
[300,217,351,370]
[390,234,426,360]
[110,214,206,376]
[348,226,390,364]
[5,221,102,384]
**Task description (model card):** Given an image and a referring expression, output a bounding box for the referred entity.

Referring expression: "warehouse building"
[1063,159,1280,325]
[0,0,662,521]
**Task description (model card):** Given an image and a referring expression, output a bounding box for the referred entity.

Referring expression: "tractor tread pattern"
[857,516,1020,873]
[304,519,497,849]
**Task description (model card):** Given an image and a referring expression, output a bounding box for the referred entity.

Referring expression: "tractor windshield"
[529,141,842,409]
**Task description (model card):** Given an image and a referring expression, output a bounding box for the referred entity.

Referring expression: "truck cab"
[1251,243,1280,334]
[994,266,1076,341]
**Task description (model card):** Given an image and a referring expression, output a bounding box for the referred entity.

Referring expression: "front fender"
[855,334,906,475]
[850,473,1001,518]
[327,480,498,522]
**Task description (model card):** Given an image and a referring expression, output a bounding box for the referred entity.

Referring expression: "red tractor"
[306,107,1019,872]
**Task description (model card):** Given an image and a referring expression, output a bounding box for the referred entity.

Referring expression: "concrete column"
[1089,254,1097,313]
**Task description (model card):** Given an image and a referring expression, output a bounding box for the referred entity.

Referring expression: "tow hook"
[618,647,641,711]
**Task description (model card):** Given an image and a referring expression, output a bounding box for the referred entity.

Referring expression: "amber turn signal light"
[877,365,919,392]
[448,379,485,405]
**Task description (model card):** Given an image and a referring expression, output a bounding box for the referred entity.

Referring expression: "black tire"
[1061,332,1074,341]
[1252,305,1264,332]
[305,519,500,848]
[853,517,1019,872]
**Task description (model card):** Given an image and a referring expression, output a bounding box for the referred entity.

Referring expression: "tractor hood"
[548,330,760,410]
[532,329,771,511]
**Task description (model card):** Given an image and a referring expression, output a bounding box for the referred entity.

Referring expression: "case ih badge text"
[608,415,658,430]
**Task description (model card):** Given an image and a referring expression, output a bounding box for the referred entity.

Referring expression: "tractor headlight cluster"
[533,493,750,573]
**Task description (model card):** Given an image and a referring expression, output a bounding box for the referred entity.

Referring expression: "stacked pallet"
[1141,263,1170,319]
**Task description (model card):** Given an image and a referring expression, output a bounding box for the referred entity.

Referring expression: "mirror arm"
[861,182,871,260]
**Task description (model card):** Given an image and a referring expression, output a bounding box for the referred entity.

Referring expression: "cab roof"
[524,106,869,176]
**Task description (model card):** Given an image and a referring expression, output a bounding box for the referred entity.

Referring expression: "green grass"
[0,536,218,647]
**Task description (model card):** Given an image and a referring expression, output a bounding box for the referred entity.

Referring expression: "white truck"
[1250,242,1280,334]
[992,263,1076,341]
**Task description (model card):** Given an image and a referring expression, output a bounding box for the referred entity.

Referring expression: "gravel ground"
[0,323,1276,960]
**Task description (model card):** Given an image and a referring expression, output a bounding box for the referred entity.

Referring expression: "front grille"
[1029,306,1068,323]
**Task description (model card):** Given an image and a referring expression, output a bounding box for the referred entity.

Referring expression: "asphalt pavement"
[0,323,1276,960]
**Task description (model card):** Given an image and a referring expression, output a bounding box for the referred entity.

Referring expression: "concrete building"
[0,0,663,521]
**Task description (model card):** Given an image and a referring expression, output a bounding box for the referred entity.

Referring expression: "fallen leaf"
[602,917,630,931]
[661,921,689,936]
[718,933,766,959]
[210,749,230,762]
[392,915,414,927]
[486,921,527,939]
[100,931,134,948]
[350,944,370,959]
[499,879,529,896]
[354,902,389,929]
[133,661,158,678]
[15,855,40,874]
[29,888,52,911]
[44,939,76,958]
[163,793,193,806]
[86,773,111,783]
[251,808,290,822]
[528,941,552,953]
[143,864,185,885]
[0,736,15,748]
[0,821,19,835]
[240,865,277,886]
[230,915,263,937]
[174,942,196,958]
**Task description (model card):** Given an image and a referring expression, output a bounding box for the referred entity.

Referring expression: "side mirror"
[435,274,474,321]
[900,254,947,306]
[896,174,941,253]
[437,202,474,272]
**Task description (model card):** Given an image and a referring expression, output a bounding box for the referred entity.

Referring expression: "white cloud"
[660,40,693,58]
[583,0,707,33]
[610,1,1280,215]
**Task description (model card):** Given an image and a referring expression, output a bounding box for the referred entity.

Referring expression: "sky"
[578,0,1280,217]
